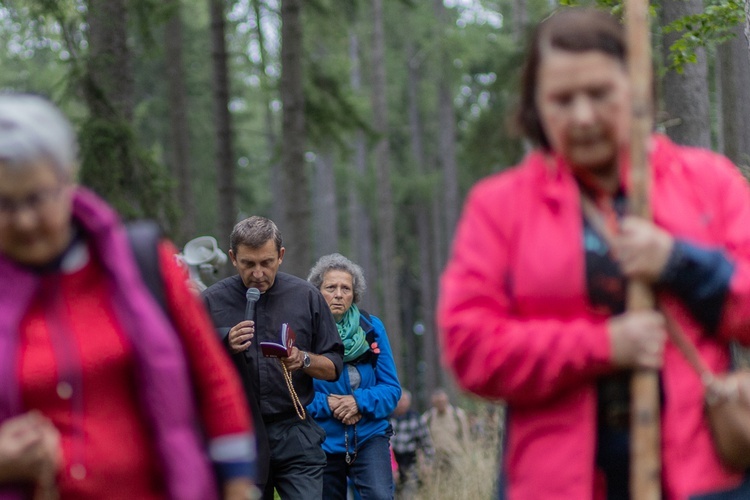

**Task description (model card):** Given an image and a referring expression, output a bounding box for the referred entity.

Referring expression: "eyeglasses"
[0,185,67,220]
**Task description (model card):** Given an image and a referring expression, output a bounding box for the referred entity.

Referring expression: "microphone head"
[246,287,261,302]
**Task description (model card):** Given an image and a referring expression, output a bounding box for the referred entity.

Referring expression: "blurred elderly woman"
[307,253,401,500]
[438,8,750,500]
[0,93,255,499]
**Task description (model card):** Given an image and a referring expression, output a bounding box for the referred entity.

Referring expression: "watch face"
[303,352,311,368]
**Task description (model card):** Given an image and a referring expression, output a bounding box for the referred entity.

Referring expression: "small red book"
[260,323,296,358]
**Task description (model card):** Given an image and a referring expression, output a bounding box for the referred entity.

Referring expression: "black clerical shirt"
[203,272,343,420]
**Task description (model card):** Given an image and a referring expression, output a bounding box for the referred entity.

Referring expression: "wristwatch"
[302,351,311,369]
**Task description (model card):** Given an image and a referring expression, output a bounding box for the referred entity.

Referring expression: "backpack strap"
[126,220,167,312]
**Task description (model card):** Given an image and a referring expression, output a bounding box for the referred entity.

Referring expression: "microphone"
[245,287,260,322]
[242,288,260,358]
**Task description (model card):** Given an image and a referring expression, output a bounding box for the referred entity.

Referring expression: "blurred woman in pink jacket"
[438,8,750,500]
[0,93,256,500]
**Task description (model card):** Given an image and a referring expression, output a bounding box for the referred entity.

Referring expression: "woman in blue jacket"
[307,253,401,500]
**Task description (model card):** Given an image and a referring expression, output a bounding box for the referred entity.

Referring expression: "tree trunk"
[371,0,402,377]
[430,189,446,388]
[406,36,437,397]
[434,0,460,257]
[512,0,528,44]
[347,28,378,314]
[280,0,310,278]
[164,0,196,244]
[251,0,284,230]
[660,0,711,147]
[717,25,750,169]
[81,0,139,215]
[429,0,458,391]
[85,0,132,121]
[312,147,339,257]
[208,0,237,253]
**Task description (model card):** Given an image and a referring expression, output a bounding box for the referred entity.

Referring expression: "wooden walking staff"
[624,0,661,498]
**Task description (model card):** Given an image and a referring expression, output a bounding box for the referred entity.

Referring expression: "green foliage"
[302,0,373,147]
[305,59,373,147]
[130,0,177,49]
[78,116,177,227]
[558,0,745,73]
[441,1,530,186]
[0,0,181,233]
[4,0,79,21]
[662,0,745,72]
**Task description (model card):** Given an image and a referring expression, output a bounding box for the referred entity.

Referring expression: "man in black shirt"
[203,216,343,499]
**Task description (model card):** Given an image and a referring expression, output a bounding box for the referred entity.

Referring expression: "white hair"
[307,253,367,304]
[0,92,78,177]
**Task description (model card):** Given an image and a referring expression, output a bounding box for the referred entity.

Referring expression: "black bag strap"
[126,220,167,312]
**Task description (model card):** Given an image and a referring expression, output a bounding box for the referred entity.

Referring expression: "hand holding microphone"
[228,288,260,354]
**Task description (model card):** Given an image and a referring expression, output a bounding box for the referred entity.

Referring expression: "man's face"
[229,239,284,293]
[432,393,449,413]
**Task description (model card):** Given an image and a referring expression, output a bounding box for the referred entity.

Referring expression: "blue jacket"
[308,311,401,454]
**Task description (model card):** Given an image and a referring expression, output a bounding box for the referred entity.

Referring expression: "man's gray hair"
[0,92,78,177]
[307,253,367,304]
[230,216,283,255]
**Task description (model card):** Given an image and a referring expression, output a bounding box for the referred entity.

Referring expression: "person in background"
[421,388,470,473]
[306,253,401,500]
[203,217,344,499]
[437,7,750,499]
[0,92,256,499]
[390,390,434,497]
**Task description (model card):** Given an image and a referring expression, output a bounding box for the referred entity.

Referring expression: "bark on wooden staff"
[624,0,661,498]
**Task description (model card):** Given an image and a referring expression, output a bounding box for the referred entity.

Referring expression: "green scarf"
[337,304,370,363]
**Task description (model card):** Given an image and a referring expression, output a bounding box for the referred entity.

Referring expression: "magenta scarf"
[0,187,217,500]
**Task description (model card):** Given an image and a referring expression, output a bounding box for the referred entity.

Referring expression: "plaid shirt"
[390,410,435,458]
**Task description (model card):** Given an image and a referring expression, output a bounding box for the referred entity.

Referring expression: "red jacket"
[438,135,750,499]
[4,189,254,499]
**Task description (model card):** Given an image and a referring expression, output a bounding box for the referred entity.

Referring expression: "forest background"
[2,0,749,411]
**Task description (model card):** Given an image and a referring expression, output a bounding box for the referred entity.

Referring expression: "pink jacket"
[438,135,750,499]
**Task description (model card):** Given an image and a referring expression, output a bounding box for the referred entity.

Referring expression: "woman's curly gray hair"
[307,253,367,304]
